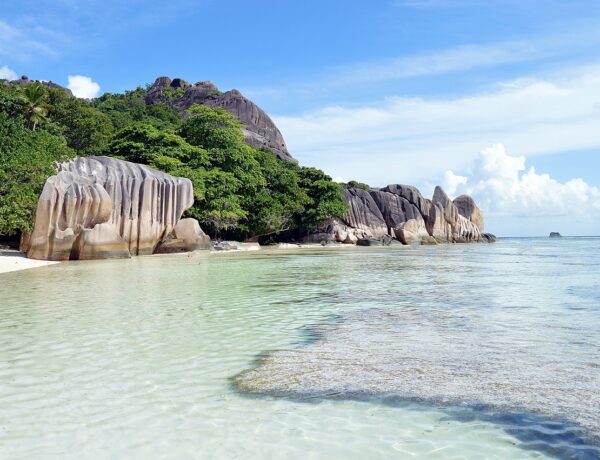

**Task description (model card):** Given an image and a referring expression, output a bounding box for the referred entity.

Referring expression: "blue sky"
[2,0,600,236]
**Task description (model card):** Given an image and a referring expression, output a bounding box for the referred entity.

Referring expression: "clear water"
[0,239,599,459]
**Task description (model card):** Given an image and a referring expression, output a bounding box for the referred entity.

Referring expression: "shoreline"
[0,250,58,274]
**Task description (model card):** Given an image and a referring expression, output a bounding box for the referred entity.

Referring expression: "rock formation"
[145,77,296,163]
[4,75,74,97]
[322,183,490,245]
[26,156,207,261]
[154,218,211,253]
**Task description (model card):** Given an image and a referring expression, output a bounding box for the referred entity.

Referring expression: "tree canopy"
[0,81,347,241]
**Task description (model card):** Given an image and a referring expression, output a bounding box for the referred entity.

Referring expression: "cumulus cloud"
[443,144,600,218]
[0,65,17,80]
[275,65,600,186]
[67,75,100,99]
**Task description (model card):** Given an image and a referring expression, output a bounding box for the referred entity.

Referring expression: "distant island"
[1,75,494,261]
[549,232,562,238]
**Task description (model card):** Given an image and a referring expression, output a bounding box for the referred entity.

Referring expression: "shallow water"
[1,239,599,459]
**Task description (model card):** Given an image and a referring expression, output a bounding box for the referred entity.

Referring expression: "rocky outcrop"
[339,188,389,240]
[453,194,484,231]
[5,75,73,97]
[145,77,295,163]
[26,157,204,261]
[321,183,489,246]
[154,218,211,253]
[431,186,482,243]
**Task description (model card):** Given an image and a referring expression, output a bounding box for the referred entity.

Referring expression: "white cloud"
[0,65,17,80]
[275,65,600,187]
[444,144,600,219]
[67,75,100,99]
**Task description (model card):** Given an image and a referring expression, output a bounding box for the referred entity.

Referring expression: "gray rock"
[154,218,212,253]
[482,233,497,243]
[454,194,484,231]
[381,184,429,218]
[549,232,562,238]
[340,188,389,240]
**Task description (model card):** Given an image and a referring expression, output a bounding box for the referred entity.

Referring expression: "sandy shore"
[0,250,58,274]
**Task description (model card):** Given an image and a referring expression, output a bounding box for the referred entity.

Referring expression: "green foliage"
[46,88,114,155]
[0,113,74,235]
[22,83,50,130]
[348,180,370,191]
[295,168,349,231]
[92,88,181,131]
[240,149,309,237]
[161,87,185,100]
[108,123,210,169]
[181,105,245,151]
[0,85,26,117]
[0,81,348,240]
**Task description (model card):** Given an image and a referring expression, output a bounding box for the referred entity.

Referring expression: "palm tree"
[22,83,49,130]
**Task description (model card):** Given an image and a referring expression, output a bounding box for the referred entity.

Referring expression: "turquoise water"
[0,239,599,459]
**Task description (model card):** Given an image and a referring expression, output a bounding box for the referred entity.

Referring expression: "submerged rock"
[26,157,205,261]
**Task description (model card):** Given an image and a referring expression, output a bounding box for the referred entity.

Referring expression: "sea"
[1,238,599,459]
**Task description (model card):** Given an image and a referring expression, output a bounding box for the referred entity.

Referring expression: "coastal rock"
[340,188,389,240]
[27,156,196,261]
[395,216,431,245]
[319,184,489,246]
[432,186,482,243]
[549,232,562,238]
[381,184,429,218]
[145,77,295,163]
[453,194,484,231]
[154,218,212,253]
[482,233,497,243]
[369,189,432,244]
[426,201,453,243]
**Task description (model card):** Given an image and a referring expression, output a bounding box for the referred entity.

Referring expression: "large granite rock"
[369,190,430,244]
[432,186,482,243]
[339,187,389,240]
[145,77,295,163]
[27,157,200,261]
[154,218,212,253]
[453,194,484,231]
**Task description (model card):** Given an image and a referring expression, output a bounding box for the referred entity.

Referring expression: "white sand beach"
[0,250,58,274]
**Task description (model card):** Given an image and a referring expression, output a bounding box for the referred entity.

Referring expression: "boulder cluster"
[25,156,210,261]
[318,184,495,245]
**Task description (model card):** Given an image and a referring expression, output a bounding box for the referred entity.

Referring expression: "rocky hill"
[145,77,295,163]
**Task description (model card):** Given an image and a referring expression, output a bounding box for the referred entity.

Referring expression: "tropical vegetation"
[0,80,347,241]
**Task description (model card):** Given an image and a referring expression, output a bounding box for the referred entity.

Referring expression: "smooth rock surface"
[27,157,195,261]
[154,218,212,253]
[454,194,485,231]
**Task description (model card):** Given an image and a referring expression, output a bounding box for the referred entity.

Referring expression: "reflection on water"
[1,240,599,459]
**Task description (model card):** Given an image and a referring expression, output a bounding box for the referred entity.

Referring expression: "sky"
[2,0,600,236]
